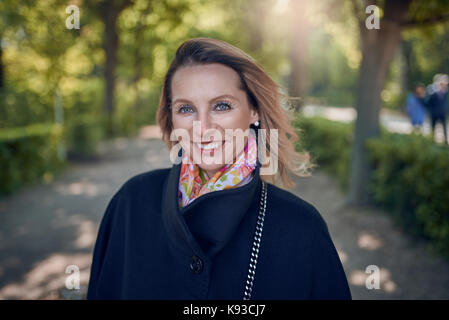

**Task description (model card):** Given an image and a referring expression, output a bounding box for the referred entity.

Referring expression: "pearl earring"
[254,121,260,127]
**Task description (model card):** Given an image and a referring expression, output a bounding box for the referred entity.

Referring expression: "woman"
[86,38,352,300]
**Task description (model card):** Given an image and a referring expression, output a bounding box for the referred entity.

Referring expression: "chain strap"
[243,180,268,300]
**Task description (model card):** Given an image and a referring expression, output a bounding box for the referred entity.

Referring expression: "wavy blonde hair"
[156,37,315,189]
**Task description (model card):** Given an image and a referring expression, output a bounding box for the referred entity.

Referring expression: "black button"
[190,255,203,274]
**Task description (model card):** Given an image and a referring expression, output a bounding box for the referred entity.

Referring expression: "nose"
[193,111,216,142]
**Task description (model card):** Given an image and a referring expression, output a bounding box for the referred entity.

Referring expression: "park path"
[302,105,448,143]
[0,123,448,299]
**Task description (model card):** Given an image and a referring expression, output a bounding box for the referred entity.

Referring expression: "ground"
[0,124,448,299]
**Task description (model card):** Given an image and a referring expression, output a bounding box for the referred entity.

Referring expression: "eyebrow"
[172,94,239,106]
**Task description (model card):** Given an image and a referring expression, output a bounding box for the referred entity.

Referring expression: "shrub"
[366,132,449,257]
[295,116,449,258]
[0,123,66,195]
[64,115,105,158]
[295,116,353,190]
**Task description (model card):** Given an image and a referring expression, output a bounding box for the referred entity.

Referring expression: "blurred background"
[1,0,449,299]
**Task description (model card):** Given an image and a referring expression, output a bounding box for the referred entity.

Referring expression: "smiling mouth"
[194,141,225,151]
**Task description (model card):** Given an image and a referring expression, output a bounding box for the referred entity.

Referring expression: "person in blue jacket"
[86,37,352,300]
[405,83,427,133]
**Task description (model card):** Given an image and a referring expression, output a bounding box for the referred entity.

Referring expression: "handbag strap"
[243,180,268,300]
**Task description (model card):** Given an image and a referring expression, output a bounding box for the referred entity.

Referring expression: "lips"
[193,140,225,153]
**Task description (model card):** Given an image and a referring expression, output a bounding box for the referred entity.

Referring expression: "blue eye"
[214,101,232,111]
[177,105,194,114]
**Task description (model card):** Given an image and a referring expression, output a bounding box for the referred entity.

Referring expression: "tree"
[0,40,3,89]
[86,0,134,136]
[0,0,28,91]
[346,0,449,205]
[287,0,310,111]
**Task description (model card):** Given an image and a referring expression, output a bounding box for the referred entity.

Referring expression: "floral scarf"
[178,131,258,208]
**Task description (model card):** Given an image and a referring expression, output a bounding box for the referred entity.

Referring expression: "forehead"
[171,63,243,101]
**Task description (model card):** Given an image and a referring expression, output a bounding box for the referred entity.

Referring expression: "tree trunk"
[288,0,308,111]
[346,1,410,205]
[243,0,266,53]
[103,6,119,136]
[131,4,151,114]
[101,0,132,136]
[0,39,4,89]
[399,39,412,93]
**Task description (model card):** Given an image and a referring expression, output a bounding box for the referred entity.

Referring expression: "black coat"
[86,160,352,300]
[427,90,448,117]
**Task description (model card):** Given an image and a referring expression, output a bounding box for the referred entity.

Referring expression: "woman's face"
[170,63,259,178]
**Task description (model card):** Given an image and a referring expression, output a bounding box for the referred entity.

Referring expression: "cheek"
[171,115,192,147]
[216,110,251,130]
[172,114,191,131]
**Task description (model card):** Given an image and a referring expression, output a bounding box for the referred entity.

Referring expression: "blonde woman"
[87,38,351,300]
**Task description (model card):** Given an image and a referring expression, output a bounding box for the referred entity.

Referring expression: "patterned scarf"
[178,131,258,208]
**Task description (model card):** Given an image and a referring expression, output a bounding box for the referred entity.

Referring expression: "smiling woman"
[86,37,352,300]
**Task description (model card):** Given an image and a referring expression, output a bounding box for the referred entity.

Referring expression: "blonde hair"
[156,37,315,189]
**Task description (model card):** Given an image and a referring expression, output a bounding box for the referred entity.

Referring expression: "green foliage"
[295,116,353,190]
[295,116,449,258]
[0,85,49,128]
[306,27,358,107]
[64,115,105,158]
[0,123,66,195]
[403,24,449,87]
[366,132,449,257]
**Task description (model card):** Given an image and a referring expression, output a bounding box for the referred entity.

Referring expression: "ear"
[249,108,259,124]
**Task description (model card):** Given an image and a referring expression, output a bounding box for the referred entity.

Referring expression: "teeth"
[196,142,221,150]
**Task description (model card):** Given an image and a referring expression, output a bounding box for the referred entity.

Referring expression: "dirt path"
[0,128,448,299]
[293,171,449,299]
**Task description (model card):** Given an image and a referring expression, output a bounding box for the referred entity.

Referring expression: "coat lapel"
[161,158,261,259]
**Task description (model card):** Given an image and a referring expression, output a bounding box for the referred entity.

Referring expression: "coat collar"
[161,156,262,260]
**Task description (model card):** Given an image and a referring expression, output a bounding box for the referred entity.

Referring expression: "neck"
[203,167,224,180]
[204,170,214,180]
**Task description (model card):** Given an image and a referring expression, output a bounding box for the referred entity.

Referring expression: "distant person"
[405,83,427,133]
[426,73,443,95]
[426,74,448,145]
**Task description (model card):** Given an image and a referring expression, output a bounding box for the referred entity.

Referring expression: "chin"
[197,163,226,176]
